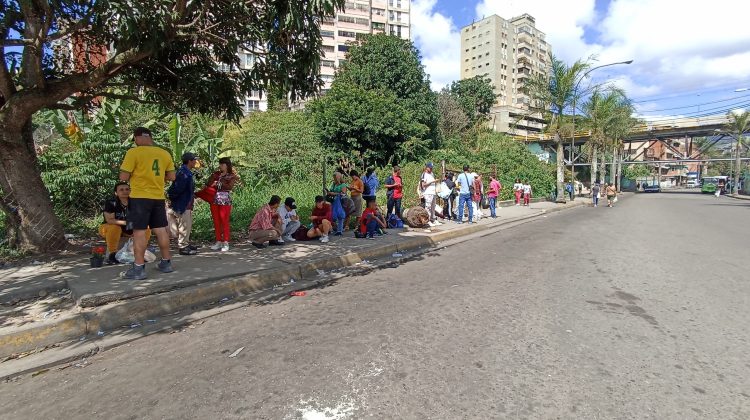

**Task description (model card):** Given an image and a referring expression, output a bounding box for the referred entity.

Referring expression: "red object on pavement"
[290,291,306,297]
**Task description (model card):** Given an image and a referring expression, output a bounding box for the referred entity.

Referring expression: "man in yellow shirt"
[119,127,176,280]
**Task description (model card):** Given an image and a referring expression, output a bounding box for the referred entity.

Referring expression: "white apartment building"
[267,0,411,112]
[460,14,551,136]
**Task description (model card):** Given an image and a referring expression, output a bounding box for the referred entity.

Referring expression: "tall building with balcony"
[286,0,411,110]
[460,14,551,136]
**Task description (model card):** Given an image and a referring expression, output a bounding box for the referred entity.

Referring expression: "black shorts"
[128,198,168,230]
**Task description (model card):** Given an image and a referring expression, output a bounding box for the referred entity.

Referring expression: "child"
[360,198,387,239]
[522,181,532,206]
[513,178,523,206]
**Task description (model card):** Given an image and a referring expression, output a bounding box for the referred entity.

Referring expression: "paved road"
[2,192,749,419]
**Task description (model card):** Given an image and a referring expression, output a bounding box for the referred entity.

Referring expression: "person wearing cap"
[420,162,440,227]
[248,195,284,249]
[278,197,301,242]
[119,127,176,280]
[167,152,199,256]
[308,195,333,243]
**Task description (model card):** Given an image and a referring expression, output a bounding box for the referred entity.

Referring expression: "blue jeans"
[458,193,473,222]
[335,218,344,233]
[366,219,379,236]
[593,195,599,206]
[488,197,497,217]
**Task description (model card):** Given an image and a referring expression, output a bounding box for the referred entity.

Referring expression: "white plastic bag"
[115,238,134,264]
[116,238,157,263]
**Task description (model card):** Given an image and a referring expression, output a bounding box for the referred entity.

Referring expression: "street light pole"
[571,60,633,195]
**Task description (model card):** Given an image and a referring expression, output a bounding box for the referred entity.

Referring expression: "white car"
[686,180,698,188]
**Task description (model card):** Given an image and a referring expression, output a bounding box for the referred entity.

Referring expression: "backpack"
[362,178,372,196]
[387,214,404,229]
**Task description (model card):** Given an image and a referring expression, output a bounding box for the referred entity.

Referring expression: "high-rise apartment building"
[247,0,411,113]
[460,14,550,135]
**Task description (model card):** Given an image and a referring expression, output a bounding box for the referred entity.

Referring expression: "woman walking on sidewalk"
[522,181,532,206]
[605,183,617,207]
[513,178,523,206]
[207,157,239,252]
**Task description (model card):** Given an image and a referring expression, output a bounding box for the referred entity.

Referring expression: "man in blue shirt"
[456,165,475,223]
[167,152,199,255]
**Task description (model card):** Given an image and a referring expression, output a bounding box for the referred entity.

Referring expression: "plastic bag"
[115,238,157,263]
[332,195,346,220]
[115,238,135,263]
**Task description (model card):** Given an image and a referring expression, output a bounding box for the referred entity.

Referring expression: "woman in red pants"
[206,157,239,252]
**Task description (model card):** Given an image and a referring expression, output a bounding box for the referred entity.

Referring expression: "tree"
[332,33,439,144]
[436,92,469,140]
[581,87,629,188]
[1,0,344,252]
[726,110,749,194]
[445,76,496,126]
[524,54,591,202]
[308,81,428,166]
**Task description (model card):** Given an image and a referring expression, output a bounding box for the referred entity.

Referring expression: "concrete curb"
[0,201,584,375]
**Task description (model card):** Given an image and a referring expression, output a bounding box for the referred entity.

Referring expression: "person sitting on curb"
[308,195,333,243]
[248,195,284,249]
[279,197,301,242]
[358,198,387,239]
[167,152,199,256]
[99,181,152,265]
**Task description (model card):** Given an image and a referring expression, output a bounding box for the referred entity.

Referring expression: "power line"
[636,93,750,113]
[628,79,750,103]
[637,100,750,123]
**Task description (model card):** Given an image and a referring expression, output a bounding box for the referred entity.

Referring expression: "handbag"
[195,186,216,203]
[464,174,475,195]
[480,195,489,209]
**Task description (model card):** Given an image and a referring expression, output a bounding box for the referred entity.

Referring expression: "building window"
[322,60,335,68]
[338,30,356,38]
[322,45,335,53]
[321,30,334,38]
[373,8,385,16]
[244,54,255,68]
[372,22,385,30]
[389,25,402,37]
[249,90,261,98]
[217,63,231,72]
[339,15,356,24]
[246,100,260,112]
[338,44,349,52]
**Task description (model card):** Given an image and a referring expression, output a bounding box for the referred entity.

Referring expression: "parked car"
[686,180,698,188]
[643,184,661,193]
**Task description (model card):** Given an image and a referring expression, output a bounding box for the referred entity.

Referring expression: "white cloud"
[474,0,750,100]
[410,0,462,90]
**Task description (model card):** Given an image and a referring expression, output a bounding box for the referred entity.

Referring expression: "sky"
[410,0,750,124]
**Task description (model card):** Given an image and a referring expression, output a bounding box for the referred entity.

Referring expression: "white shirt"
[522,184,532,194]
[278,206,297,229]
[513,182,523,191]
[422,172,436,195]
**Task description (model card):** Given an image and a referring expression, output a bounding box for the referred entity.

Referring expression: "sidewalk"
[0,199,584,374]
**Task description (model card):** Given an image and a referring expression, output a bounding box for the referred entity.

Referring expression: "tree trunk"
[733,136,742,195]
[599,149,606,184]
[610,146,617,190]
[616,146,623,192]
[0,123,68,252]
[555,134,566,203]
[590,144,598,189]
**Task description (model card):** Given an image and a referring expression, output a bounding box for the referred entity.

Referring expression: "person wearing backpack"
[167,152,199,256]
[362,167,379,203]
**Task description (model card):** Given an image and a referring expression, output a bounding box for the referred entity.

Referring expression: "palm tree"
[581,87,624,188]
[524,54,591,202]
[607,96,638,191]
[726,110,750,194]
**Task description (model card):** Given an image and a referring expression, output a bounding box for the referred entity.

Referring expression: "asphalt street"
[2,191,749,419]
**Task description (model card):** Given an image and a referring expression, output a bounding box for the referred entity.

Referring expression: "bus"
[701,176,728,194]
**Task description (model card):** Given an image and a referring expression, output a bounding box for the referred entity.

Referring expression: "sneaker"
[179,246,198,256]
[124,263,147,280]
[210,241,223,251]
[251,242,266,249]
[221,242,230,252]
[320,235,330,243]
[283,235,296,242]
[106,252,119,265]
[334,231,342,236]
[188,244,199,251]
[157,259,174,273]
[434,221,443,226]
[268,240,285,246]
[427,221,436,227]
[365,233,375,240]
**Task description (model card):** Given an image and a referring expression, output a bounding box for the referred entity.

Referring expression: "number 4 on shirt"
[152,159,160,176]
